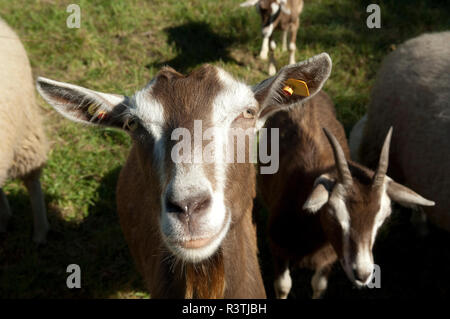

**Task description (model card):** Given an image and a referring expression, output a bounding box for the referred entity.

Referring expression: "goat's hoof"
[268,65,277,76]
[259,54,269,61]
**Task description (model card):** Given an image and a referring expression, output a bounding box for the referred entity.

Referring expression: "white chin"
[163,213,231,263]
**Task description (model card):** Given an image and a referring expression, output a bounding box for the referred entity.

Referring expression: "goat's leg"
[0,188,11,233]
[288,21,299,65]
[260,22,275,60]
[281,29,288,52]
[311,265,331,299]
[273,258,292,299]
[23,169,49,244]
[260,36,270,60]
[268,35,277,76]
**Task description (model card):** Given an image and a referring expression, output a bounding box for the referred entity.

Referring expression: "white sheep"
[350,31,450,232]
[0,18,49,243]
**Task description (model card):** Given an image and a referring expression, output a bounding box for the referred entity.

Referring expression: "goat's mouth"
[161,210,231,263]
[176,235,217,249]
[340,259,374,288]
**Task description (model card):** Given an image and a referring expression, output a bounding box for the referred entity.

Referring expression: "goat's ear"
[240,0,259,7]
[386,179,435,208]
[36,77,130,128]
[303,175,334,213]
[253,53,332,130]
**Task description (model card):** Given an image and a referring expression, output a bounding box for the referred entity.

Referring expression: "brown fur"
[37,53,334,298]
[260,91,348,269]
[259,91,382,297]
[116,66,266,298]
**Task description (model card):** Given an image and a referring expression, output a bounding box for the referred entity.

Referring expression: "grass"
[0,0,449,298]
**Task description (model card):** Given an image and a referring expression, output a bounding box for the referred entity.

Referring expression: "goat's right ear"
[36,77,130,128]
[253,53,332,130]
[303,175,334,213]
[240,0,260,7]
[386,179,435,208]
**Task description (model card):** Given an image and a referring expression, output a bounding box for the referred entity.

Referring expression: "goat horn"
[323,128,352,186]
[373,127,393,188]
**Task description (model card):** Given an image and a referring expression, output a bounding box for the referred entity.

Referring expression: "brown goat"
[37,53,333,298]
[258,91,435,298]
[241,0,304,75]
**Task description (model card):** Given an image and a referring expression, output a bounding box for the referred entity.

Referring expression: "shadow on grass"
[153,21,239,73]
[0,167,145,298]
[255,198,450,299]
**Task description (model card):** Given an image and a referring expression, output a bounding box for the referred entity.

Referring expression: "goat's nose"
[165,193,212,217]
[353,267,372,284]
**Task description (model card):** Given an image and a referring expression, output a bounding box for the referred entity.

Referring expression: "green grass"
[0,0,449,298]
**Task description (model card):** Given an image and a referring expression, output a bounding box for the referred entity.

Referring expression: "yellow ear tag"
[284,78,310,97]
[87,103,98,116]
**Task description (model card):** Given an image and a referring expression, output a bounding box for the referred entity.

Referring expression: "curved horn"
[323,128,352,186]
[372,127,393,188]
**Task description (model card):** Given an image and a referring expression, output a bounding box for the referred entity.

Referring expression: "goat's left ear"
[36,77,130,129]
[253,52,332,130]
[303,175,334,213]
[386,179,435,208]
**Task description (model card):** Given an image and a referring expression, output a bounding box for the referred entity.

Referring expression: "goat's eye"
[125,119,139,131]
[243,109,256,119]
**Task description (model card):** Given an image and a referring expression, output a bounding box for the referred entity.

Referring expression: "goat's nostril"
[194,196,211,213]
[165,199,188,215]
[165,193,211,216]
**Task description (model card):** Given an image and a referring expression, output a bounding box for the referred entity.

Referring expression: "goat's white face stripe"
[134,87,166,181]
[371,180,392,247]
[354,243,374,285]
[211,67,257,210]
[149,67,257,262]
[329,184,350,234]
[329,181,390,286]
[327,184,353,278]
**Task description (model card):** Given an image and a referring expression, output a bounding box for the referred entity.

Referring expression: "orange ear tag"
[97,111,108,120]
[282,85,294,96]
[87,103,107,120]
[284,78,310,97]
